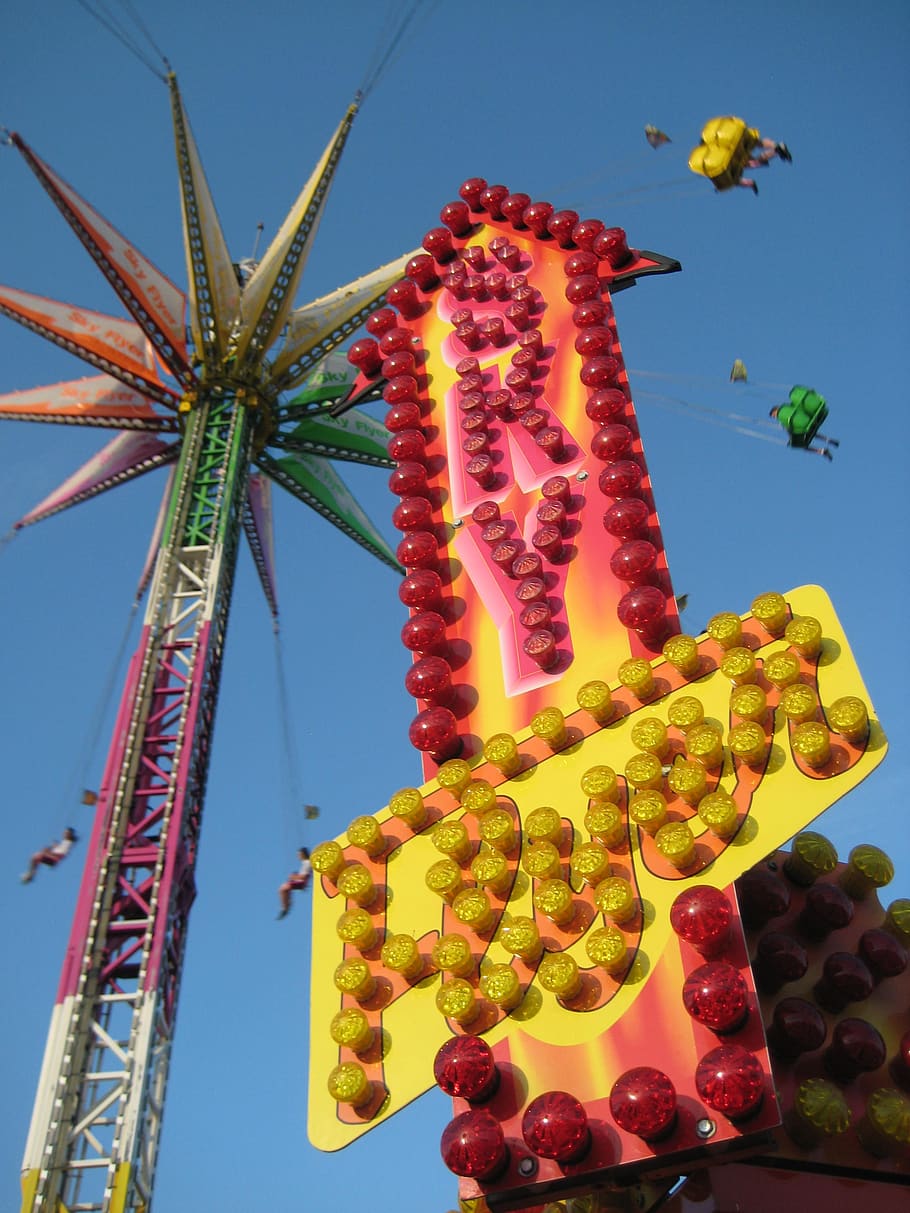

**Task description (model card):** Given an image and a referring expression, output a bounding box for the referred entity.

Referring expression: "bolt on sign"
[308,182,888,1200]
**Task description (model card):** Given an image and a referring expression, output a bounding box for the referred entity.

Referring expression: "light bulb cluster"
[737,841,910,1171]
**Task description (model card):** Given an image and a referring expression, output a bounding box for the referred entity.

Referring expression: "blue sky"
[1,2,908,1210]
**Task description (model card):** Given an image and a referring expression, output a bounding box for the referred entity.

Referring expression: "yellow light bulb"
[470,850,512,894]
[479,807,517,853]
[629,789,668,836]
[859,1088,910,1156]
[336,863,377,907]
[729,684,767,723]
[380,933,424,980]
[425,859,464,902]
[436,758,473,799]
[686,723,724,769]
[883,898,910,945]
[791,721,831,768]
[346,815,386,857]
[779,683,818,724]
[483,732,522,777]
[525,806,564,846]
[667,759,707,805]
[584,803,625,849]
[720,646,757,686]
[310,840,346,882]
[431,932,475,977]
[580,764,619,804]
[788,1080,851,1145]
[667,695,705,732]
[827,695,869,742]
[662,634,700,676]
[594,875,636,923]
[624,752,664,791]
[570,841,612,886]
[783,831,838,885]
[533,878,576,926]
[388,787,426,829]
[480,963,523,1010]
[327,1062,373,1108]
[333,958,376,1001]
[461,779,498,817]
[335,909,377,952]
[785,615,823,658]
[500,916,542,961]
[630,716,669,757]
[453,887,495,933]
[728,720,767,765]
[436,978,479,1025]
[839,844,894,899]
[531,706,568,750]
[432,819,473,862]
[706,612,742,649]
[617,657,654,699]
[537,953,581,999]
[654,820,696,869]
[751,591,788,636]
[329,1007,374,1053]
[763,650,801,690]
[522,840,563,881]
[585,925,629,974]
[697,789,739,838]
[576,679,614,723]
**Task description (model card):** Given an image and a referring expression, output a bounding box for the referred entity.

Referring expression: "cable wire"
[72,0,168,81]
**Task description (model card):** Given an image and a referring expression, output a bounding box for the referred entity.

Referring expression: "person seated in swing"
[277,846,312,920]
[770,386,839,461]
[21,827,79,884]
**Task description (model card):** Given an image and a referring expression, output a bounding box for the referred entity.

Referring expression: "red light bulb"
[479,184,509,217]
[754,931,809,993]
[487,389,513,418]
[512,551,543,579]
[347,337,382,375]
[541,475,571,505]
[603,498,650,539]
[386,279,421,319]
[491,540,523,575]
[398,569,442,609]
[598,460,643,499]
[385,402,422,433]
[515,576,546,604]
[440,200,472,236]
[695,1045,764,1119]
[580,356,620,389]
[814,952,874,1012]
[379,327,413,357]
[537,500,567,531]
[405,254,439,290]
[388,462,429,497]
[456,356,480,378]
[532,525,563,562]
[505,301,530,330]
[523,200,554,237]
[481,521,510,547]
[405,656,454,704]
[521,1091,590,1162]
[537,427,566,461]
[682,961,749,1033]
[409,707,460,760]
[609,1067,677,1140]
[592,423,634,463]
[824,1016,886,1082]
[392,497,434,532]
[767,996,827,1058]
[586,388,627,423]
[735,867,791,928]
[387,429,426,463]
[501,192,531,226]
[459,177,487,210]
[422,226,455,263]
[572,218,605,249]
[575,326,613,357]
[383,374,420,405]
[670,886,733,956]
[434,1036,498,1101]
[440,1109,507,1179]
[572,298,611,328]
[593,226,632,268]
[520,602,553,631]
[858,928,908,981]
[617,586,667,637]
[396,531,437,570]
[382,350,417,378]
[471,500,500,526]
[565,250,600,279]
[400,610,447,653]
[365,307,397,336]
[798,880,854,938]
[565,275,602,306]
[547,209,580,246]
[610,540,658,585]
[523,629,558,669]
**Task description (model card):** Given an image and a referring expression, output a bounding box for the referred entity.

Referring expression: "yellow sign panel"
[308,585,886,1150]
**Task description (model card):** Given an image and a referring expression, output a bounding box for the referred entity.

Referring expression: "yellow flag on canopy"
[730,359,748,382]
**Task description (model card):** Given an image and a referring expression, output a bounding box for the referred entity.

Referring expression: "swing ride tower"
[7,75,412,1213]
